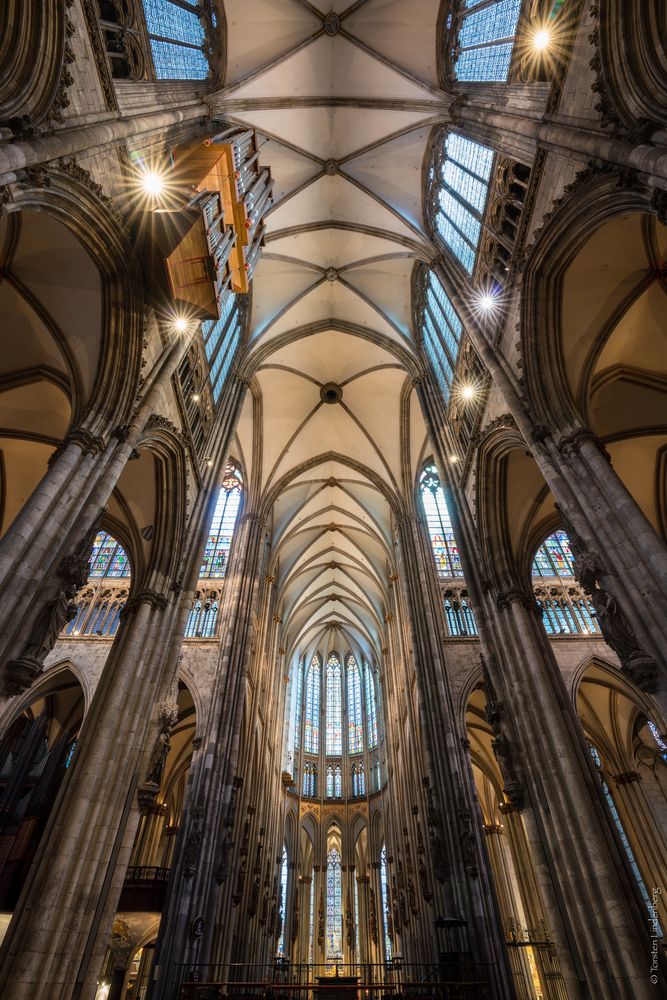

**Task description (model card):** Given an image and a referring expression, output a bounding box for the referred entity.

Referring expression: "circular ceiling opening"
[320,382,343,405]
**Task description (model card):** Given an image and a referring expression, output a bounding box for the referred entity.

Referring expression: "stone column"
[0,585,180,1000]
[148,510,270,999]
[393,512,515,998]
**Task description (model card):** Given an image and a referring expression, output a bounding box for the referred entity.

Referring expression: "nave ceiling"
[220,0,441,662]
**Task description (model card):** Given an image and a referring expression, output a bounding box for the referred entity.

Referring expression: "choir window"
[63,532,131,638]
[419,465,464,578]
[351,762,365,797]
[326,845,343,959]
[303,762,317,798]
[199,464,242,578]
[89,532,131,578]
[141,0,210,80]
[304,655,321,754]
[326,653,343,755]
[347,655,363,754]
[453,0,523,83]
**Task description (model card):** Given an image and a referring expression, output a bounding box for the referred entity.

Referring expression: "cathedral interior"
[0,2,666,998]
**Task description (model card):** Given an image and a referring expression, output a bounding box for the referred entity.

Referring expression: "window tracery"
[351,762,365,797]
[447,0,523,83]
[380,844,392,959]
[199,465,242,578]
[184,589,220,637]
[427,132,494,274]
[326,653,343,756]
[532,530,600,636]
[419,465,464,578]
[347,655,363,754]
[326,845,343,959]
[141,0,209,79]
[444,590,477,636]
[304,655,321,754]
[303,762,317,797]
[418,269,464,403]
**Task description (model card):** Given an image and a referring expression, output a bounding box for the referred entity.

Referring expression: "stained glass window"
[89,532,131,578]
[532,530,576,578]
[184,597,219,637]
[454,0,522,82]
[352,762,365,797]
[293,659,303,752]
[419,465,464,577]
[380,845,392,959]
[326,846,343,959]
[433,134,494,274]
[141,0,209,80]
[444,596,477,636]
[326,653,342,756]
[199,465,242,578]
[589,745,662,935]
[304,655,320,754]
[277,845,288,956]
[365,665,378,750]
[647,721,667,762]
[303,762,316,797]
[202,297,243,404]
[347,655,363,754]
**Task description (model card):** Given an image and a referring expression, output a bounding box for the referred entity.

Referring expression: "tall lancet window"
[202,294,243,404]
[304,655,321,754]
[326,846,343,959]
[276,845,288,956]
[532,530,600,636]
[200,464,242,578]
[63,531,131,638]
[365,664,378,750]
[326,653,342,755]
[453,0,523,82]
[347,655,363,754]
[420,269,464,403]
[141,0,210,79]
[380,844,392,959]
[419,465,464,577]
[428,133,494,274]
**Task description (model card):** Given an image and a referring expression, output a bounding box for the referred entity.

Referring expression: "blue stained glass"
[365,665,378,750]
[199,466,242,577]
[293,660,303,751]
[424,325,453,400]
[347,656,363,754]
[439,189,481,246]
[429,272,463,338]
[454,0,521,83]
[442,160,490,213]
[305,655,320,754]
[202,292,236,362]
[446,134,494,180]
[426,291,458,361]
[142,0,205,45]
[303,762,316,797]
[436,215,476,273]
[326,653,342,755]
[326,847,343,959]
[149,39,208,80]
[456,43,514,82]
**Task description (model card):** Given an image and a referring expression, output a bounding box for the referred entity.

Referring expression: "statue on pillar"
[2,522,100,696]
[555,505,660,693]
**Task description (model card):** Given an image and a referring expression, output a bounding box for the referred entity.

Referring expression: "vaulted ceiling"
[217,0,443,662]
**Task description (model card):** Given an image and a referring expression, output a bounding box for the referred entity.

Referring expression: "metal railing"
[175,962,491,1000]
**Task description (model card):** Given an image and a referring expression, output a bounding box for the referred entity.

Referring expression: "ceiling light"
[461,385,475,400]
[449,454,459,464]
[533,28,551,51]
[141,170,164,196]
[192,393,200,403]
[174,317,189,333]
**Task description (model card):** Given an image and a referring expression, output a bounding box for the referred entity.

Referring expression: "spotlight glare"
[449,454,459,464]
[174,317,189,333]
[141,170,164,197]
[533,28,550,51]
[479,293,497,312]
[461,385,475,400]
[192,393,200,403]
